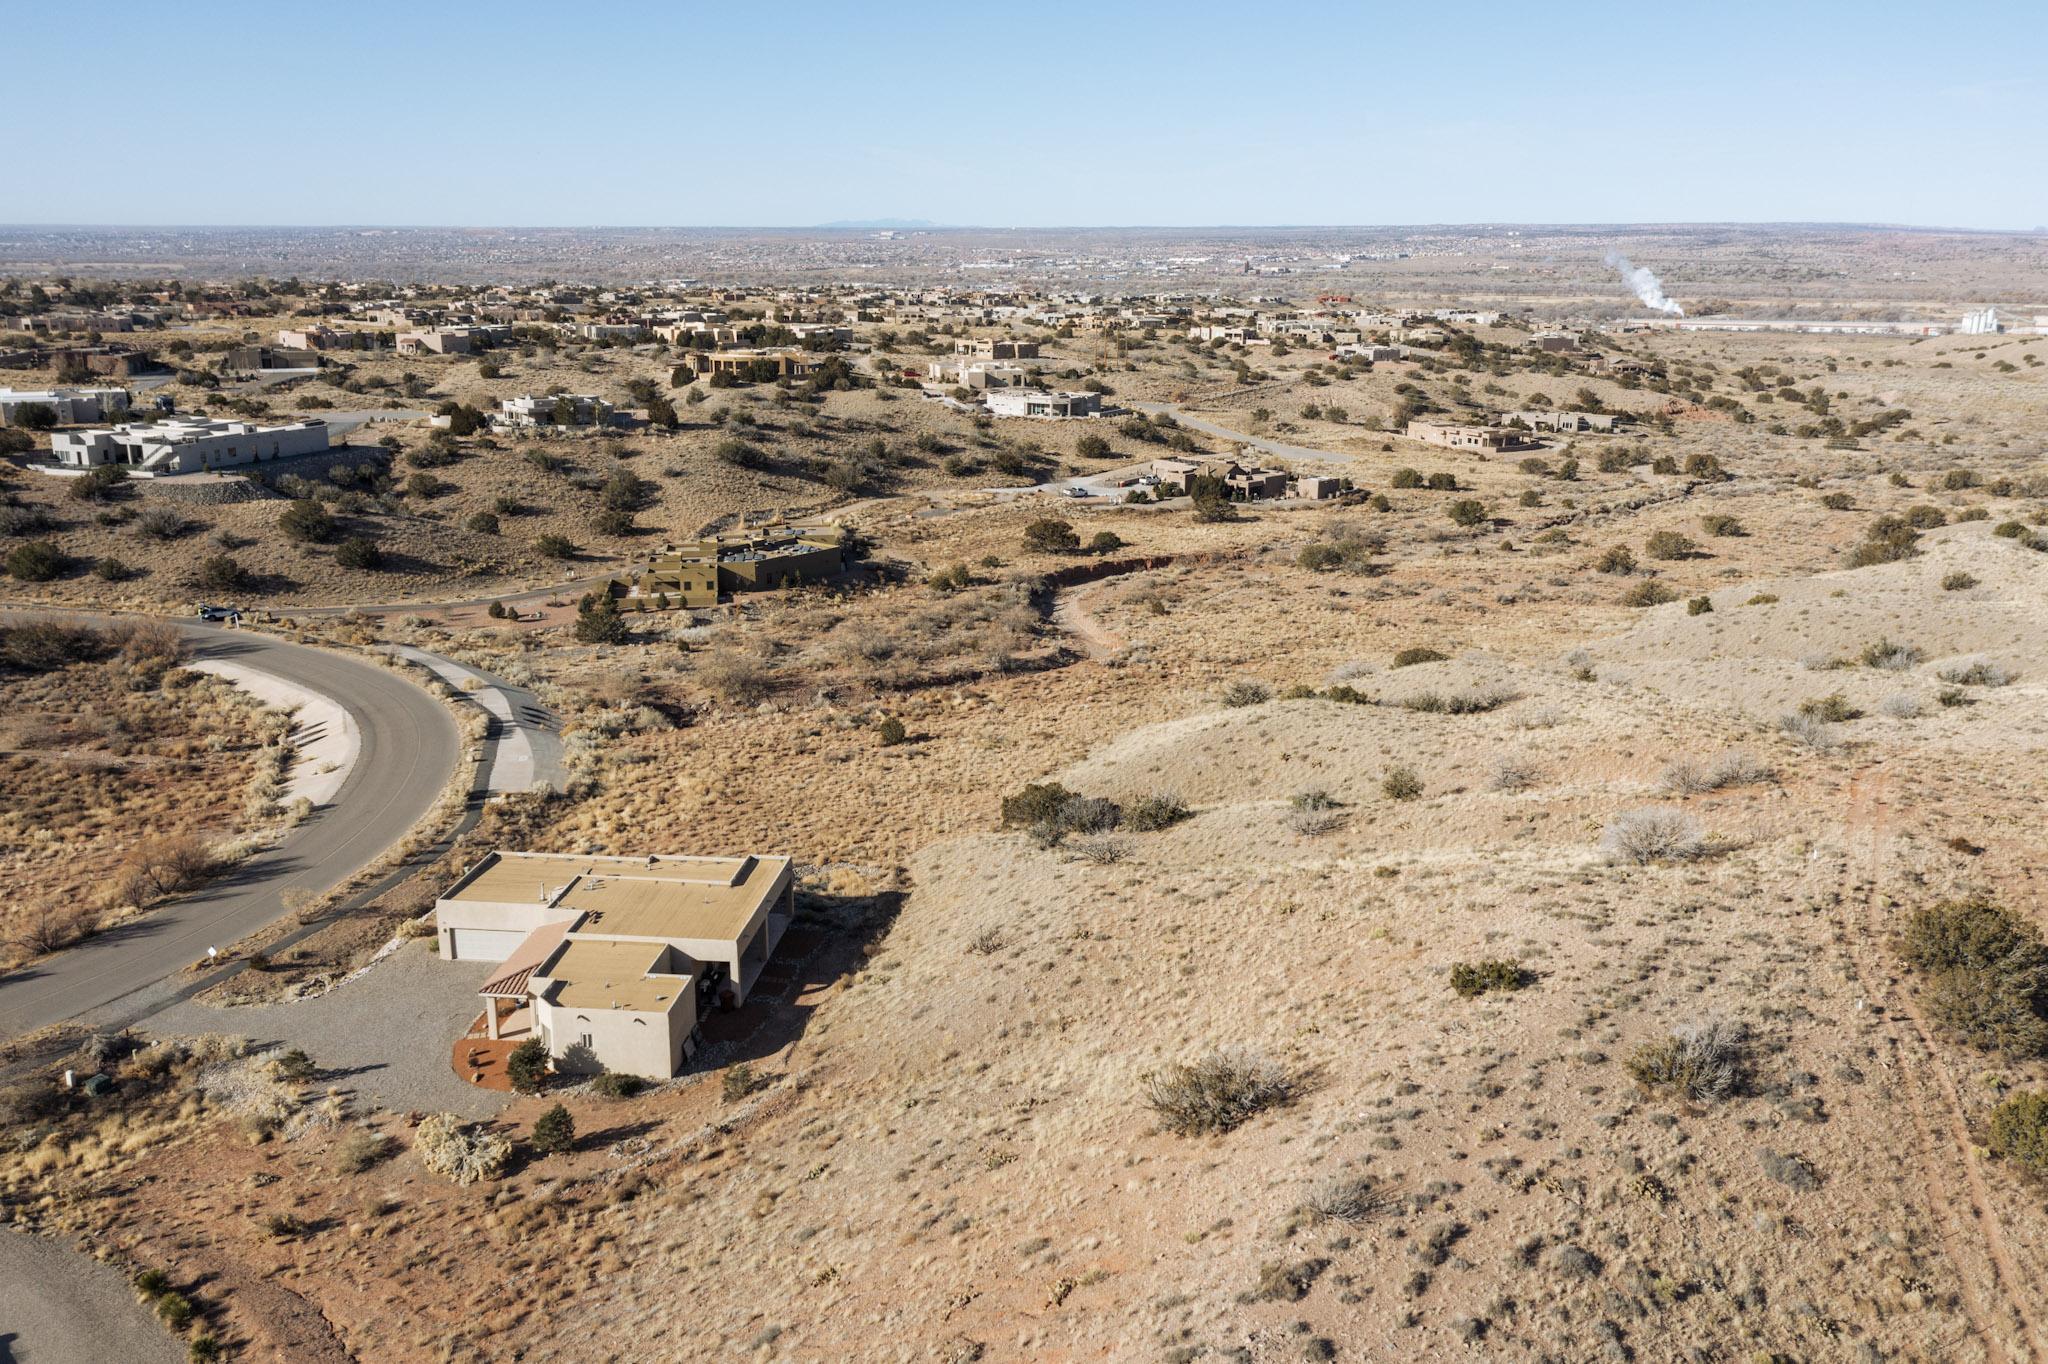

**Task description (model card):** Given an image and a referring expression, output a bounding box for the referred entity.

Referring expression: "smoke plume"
[1605,251,1684,316]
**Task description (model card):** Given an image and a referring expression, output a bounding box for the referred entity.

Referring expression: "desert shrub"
[697,650,773,703]
[416,1113,512,1185]
[1381,766,1423,801]
[1021,517,1080,553]
[530,1102,575,1155]
[1124,793,1191,832]
[335,535,383,570]
[1447,498,1487,527]
[1758,1148,1820,1191]
[534,533,576,559]
[1799,692,1862,722]
[1087,530,1123,554]
[1391,646,1448,668]
[1601,807,1705,863]
[1846,514,1921,567]
[1987,1091,2048,1174]
[1645,530,1695,559]
[1070,835,1130,865]
[1942,571,1978,590]
[1301,1175,1387,1225]
[1880,692,1924,719]
[4,539,65,581]
[264,1211,306,1239]
[1621,580,1679,607]
[1859,637,1923,671]
[1777,711,1840,750]
[1001,782,1074,827]
[505,1037,550,1094]
[1898,897,2048,1056]
[1390,467,1423,489]
[134,506,193,540]
[1699,514,1745,537]
[276,498,334,543]
[876,716,907,746]
[1450,960,1528,998]
[722,1062,761,1104]
[590,1071,645,1099]
[1143,1048,1295,1136]
[155,1291,196,1330]
[1220,679,1270,708]
[1297,543,1341,571]
[193,555,252,591]
[1937,657,2013,687]
[1400,688,1516,714]
[332,1129,392,1174]
[1595,544,1637,574]
[1625,1019,1745,1102]
[1489,754,1539,792]
[272,1048,317,1082]
[1685,595,1711,615]
[1819,491,1853,511]
[0,620,107,672]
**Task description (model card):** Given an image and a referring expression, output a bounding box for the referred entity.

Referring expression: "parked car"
[194,604,241,623]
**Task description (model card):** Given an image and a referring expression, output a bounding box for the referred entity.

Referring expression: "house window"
[578,1033,593,1050]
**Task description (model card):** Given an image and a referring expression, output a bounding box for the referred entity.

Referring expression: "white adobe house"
[48,417,329,476]
[984,388,1102,418]
[493,394,616,429]
[0,386,131,427]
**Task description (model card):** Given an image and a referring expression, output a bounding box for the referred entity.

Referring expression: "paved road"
[0,1229,179,1364]
[0,619,458,1038]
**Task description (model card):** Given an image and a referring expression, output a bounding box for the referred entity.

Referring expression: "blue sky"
[6,0,2042,229]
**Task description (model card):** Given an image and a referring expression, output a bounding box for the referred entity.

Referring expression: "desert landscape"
[0,228,2044,1363]
[1,2,2045,1356]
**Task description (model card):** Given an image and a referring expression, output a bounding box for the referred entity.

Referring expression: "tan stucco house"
[436,851,795,1078]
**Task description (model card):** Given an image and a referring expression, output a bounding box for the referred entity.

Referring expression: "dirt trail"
[1840,768,2046,1364]
[1052,577,1126,660]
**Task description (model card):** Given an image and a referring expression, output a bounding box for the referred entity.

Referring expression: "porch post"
[485,998,500,1040]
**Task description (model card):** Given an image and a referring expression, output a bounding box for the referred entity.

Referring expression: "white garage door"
[448,927,529,962]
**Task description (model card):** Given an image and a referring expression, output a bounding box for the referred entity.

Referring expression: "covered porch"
[450,918,572,1088]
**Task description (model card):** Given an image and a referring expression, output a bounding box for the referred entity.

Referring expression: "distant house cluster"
[1132,456,1340,503]
[277,325,385,352]
[437,851,796,1079]
[611,522,850,609]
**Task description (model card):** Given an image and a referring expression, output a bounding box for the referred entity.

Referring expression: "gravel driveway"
[150,939,508,1119]
[0,1229,180,1364]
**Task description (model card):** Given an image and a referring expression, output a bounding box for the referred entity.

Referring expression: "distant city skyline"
[13,0,2045,231]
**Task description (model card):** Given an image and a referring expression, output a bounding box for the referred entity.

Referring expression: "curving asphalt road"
[0,618,459,1039]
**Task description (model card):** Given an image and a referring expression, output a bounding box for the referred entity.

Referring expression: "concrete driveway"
[150,938,506,1119]
[391,646,564,793]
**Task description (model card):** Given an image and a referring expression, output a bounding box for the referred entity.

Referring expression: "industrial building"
[48,416,329,476]
[437,851,796,1078]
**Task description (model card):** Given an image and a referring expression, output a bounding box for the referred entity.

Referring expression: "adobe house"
[610,522,849,609]
[1404,420,1538,452]
[437,851,797,1078]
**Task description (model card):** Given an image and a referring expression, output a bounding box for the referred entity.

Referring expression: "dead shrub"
[1489,754,1539,792]
[1143,1048,1296,1136]
[1625,1019,1746,1103]
[696,650,774,704]
[1300,1175,1388,1225]
[415,1113,511,1185]
[1600,807,1705,863]
[332,1128,393,1174]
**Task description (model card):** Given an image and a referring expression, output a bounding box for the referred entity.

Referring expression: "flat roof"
[444,851,789,944]
[544,939,692,1012]
[563,854,787,942]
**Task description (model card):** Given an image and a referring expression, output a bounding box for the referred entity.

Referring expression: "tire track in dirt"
[1840,768,2045,1364]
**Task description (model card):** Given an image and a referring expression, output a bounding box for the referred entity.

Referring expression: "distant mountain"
[813,218,938,231]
